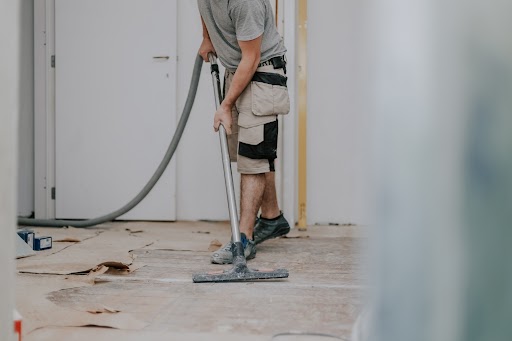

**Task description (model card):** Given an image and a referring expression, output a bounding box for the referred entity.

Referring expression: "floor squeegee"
[192,54,289,283]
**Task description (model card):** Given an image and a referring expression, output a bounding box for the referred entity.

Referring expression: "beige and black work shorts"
[224,64,290,174]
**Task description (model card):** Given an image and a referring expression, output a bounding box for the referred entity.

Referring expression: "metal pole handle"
[207,53,241,244]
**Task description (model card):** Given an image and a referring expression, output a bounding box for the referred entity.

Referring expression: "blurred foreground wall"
[367,0,512,340]
[0,1,21,340]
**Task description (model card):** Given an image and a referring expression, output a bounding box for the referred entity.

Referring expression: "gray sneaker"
[253,213,290,245]
[210,237,256,264]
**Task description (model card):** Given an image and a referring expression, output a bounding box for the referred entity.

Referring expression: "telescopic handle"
[207,53,241,244]
[208,53,216,64]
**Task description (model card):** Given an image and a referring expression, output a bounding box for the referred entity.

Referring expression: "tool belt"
[258,55,287,74]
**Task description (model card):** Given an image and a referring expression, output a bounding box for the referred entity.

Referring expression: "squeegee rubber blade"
[192,269,289,283]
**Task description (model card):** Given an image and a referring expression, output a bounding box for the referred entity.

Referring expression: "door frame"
[280,0,298,225]
[34,0,56,219]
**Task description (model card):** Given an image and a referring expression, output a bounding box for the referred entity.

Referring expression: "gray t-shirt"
[198,0,287,70]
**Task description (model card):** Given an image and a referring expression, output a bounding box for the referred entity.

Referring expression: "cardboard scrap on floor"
[208,239,223,251]
[54,237,82,243]
[34,309,148,331]
[28,226,101,243]
[16,274,148,335]
[17,230,152,275]
[24,308,148,335]
[26,327,267,341]
[116,221,231,252]
[16,234,36,259]
[16,221,232,275]
[281,235,310,239]
[86,305,120,314]
[83,265,110,284]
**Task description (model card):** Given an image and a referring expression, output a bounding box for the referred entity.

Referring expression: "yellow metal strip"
[275,0,278,27]
[297,0,308,231]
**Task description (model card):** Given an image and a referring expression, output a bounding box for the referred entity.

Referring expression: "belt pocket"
[248,72,290,117]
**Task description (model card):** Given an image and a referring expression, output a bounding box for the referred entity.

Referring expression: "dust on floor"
[16,221,367,341]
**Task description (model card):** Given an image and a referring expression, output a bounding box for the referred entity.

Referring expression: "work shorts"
[224,64,290,174]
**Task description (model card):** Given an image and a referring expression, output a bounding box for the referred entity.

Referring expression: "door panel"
[55,0,177,220]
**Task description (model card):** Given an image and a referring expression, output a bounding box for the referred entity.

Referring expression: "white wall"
[18,0,34,217]
[307,0,370,225]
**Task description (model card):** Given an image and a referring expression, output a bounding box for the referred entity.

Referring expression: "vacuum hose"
[18,54,204,228]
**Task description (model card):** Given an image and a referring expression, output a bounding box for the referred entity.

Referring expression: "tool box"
[34,236,52,251]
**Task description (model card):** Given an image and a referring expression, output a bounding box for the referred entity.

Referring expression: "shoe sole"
[255,225,290,245]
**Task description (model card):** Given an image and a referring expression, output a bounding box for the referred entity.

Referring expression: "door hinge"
[51,187,56,200]
[51,55,55,68]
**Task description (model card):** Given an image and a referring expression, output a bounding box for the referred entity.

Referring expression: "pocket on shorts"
[238,124,264,146]
[238,120,278,160]
[272,85,290,115]
[251,72,290,117]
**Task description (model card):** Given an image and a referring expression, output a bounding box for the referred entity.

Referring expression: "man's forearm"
[212,35,262,134]
[201,17,210,39]
[222,56,260,108]
[199,16,216,62]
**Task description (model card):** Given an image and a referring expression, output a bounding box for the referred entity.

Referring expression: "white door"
[55,0,177,220]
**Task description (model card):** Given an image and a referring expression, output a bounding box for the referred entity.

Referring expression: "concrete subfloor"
[16,221,366,341]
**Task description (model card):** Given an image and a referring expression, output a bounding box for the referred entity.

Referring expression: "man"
[197,0,291,264]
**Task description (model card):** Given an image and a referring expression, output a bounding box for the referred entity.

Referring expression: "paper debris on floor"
[16,234,36,259]
[16,274,148,335]
[17,230,152,275]
[208,239,223,251]
[86,305,121,314]
[54,237,82,243]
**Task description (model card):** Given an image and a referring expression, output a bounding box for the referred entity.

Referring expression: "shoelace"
[219,238,251,252]
[221,243,232,251]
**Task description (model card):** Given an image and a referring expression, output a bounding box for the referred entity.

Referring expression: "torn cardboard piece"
[125,228,144,234]
[54,237,82,243]
[208,239,222,251]
[281,235,310,239]
[111,221,231,252]
[26,310,148,333]
[86,305,120,314]
[17,230,150,275]
[32,226,101,243]
[17,274,148,334]
[83,265,110,284]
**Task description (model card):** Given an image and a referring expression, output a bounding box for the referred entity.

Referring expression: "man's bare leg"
[260,172,281,219]
[239,174,265,239]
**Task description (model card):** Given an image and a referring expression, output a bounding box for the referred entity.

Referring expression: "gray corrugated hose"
[18,54,204,228]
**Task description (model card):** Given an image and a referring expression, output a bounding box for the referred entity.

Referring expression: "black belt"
[258,55,287,73]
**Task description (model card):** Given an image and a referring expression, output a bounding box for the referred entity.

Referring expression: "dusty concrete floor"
[16,221,366,340]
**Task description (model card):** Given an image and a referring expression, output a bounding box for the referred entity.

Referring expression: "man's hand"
[213,103,233,135]
[199,37,216,62]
